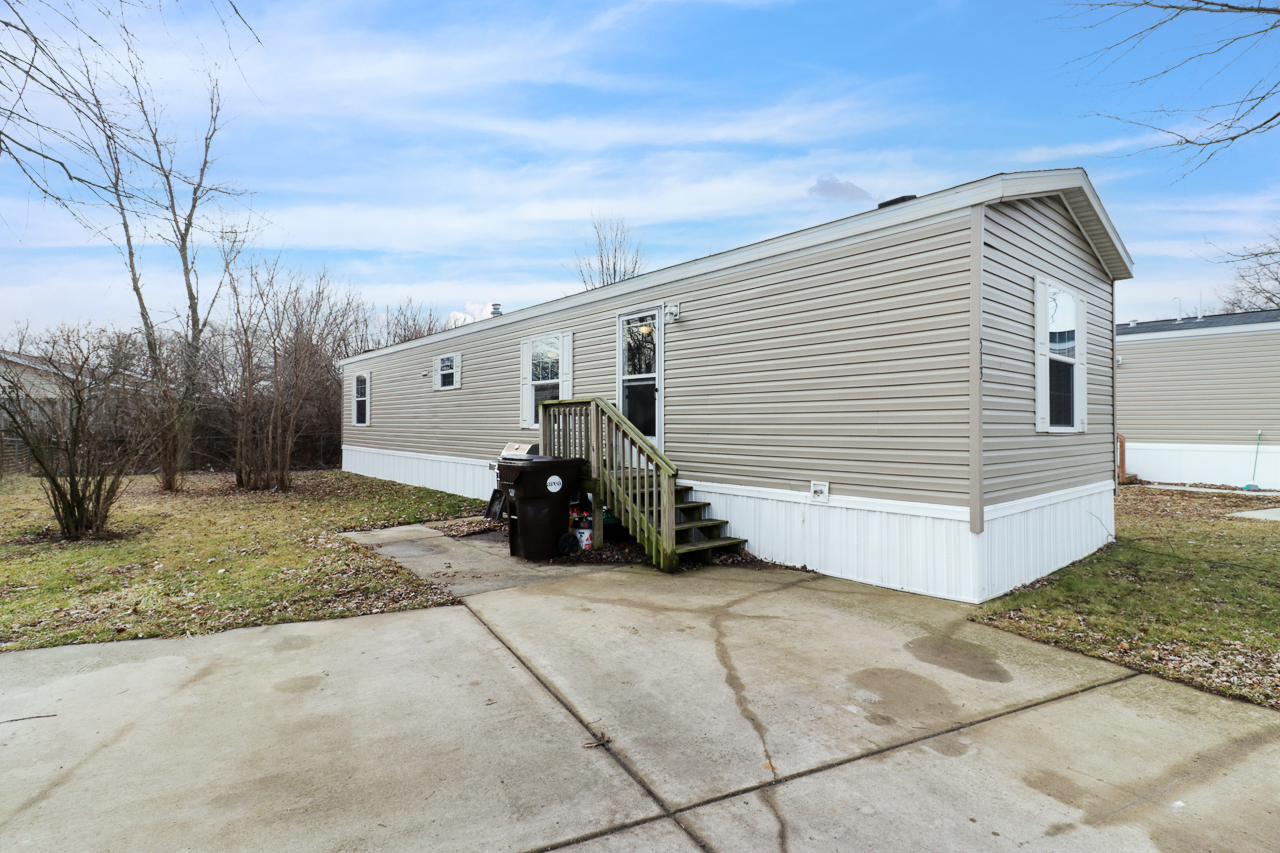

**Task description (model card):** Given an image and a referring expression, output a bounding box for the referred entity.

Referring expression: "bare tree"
[572,214,646,291]
[349,297,452,353]
[1219,232,1280,311]
[2,1,252,199]
[1065,2,1280,167]
[0,326,156,538]
[3,3,251,491]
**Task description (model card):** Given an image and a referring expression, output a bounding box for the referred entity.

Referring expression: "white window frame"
[1034,275,1088,434]
[615,304,665,450]
[433,352,462,391]
[519,332,573,429]
[352,371,370,426]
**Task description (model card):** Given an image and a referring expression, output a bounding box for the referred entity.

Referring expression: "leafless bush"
[0,326,157,537]
[203,259,363,490]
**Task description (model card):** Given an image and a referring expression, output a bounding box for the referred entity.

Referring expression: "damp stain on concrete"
[273,675,324,693]
[903,635,1012,683]
[272,636,315,653]
[1022,768,1091,811]
[847,668,962,724]
[924,733,971,757]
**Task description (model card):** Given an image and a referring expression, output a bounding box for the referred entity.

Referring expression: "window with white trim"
[1035,276,1087,433]
[353,372,370,425]
[519,332,573,428]
[434,353,461,390]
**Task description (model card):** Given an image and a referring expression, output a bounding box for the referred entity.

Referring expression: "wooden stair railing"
[541,397,745,571]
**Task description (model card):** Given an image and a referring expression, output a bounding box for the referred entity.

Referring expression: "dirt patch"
[436,519,507,538]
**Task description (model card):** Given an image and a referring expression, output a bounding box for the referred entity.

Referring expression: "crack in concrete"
[464,603,716,853]
[707,583,801,853]
[0,660,219,828]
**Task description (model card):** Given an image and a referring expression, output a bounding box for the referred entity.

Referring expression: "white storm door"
[617,309,663,448]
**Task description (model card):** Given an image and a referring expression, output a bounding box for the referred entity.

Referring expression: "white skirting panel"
[1125,441,1280,490]
[342,445,496,501]
[680,479,1115,604]
[978,484,1114,602]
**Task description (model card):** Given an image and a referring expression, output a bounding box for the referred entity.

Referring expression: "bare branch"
[572,214,647,291]
[1063,1,1280,168]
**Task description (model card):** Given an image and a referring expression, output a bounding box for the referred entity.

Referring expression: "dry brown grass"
[0,470,484,652]
[978,485,1280,710]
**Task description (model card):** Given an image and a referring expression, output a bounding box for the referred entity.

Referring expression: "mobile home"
[341,168,1132,602]
[1116,309,1280,489]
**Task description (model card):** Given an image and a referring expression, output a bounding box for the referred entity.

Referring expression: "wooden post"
[1117,432,1127,485]
[660,472,676,572]
[590,403,603,549]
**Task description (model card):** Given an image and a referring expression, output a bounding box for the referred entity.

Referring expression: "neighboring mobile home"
[1116,309,1280,489]
[341,168,1132,603]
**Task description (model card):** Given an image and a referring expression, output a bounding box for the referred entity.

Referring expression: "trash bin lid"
[497,454,556,464]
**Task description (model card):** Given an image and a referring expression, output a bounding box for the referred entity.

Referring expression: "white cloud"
[807,174,875,203]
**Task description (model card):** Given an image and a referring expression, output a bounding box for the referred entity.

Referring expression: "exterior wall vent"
[878,195,917,209]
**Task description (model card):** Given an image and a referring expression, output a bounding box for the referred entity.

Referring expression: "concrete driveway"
[3,560,1278,852]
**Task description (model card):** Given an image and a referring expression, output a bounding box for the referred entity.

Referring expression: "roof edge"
[341,168,1131,367]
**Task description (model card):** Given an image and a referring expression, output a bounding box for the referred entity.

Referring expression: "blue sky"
[4,0,1279,330]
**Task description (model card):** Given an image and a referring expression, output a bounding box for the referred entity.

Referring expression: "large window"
[353,372,369,425]
[520,333,573,428]
[1035,277,1087,433]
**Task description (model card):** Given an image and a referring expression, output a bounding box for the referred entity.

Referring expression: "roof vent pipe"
[877,195,917,209]
[1129,319,1137,327]
[491,303,502,317]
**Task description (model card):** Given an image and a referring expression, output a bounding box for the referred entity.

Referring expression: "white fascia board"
[340,168,1130,367]
[995,173,1133,278]
[1117,321,1280,343]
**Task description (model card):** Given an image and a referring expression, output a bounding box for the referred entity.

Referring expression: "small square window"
[434,353,461,391]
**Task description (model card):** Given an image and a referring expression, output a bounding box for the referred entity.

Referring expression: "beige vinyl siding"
[981,196,1116,505]
[344,211,976,505]
[1116,330,1280,445]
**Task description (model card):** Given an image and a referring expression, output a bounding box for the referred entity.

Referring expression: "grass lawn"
[0,471,484,653]
[978,485,1280,711]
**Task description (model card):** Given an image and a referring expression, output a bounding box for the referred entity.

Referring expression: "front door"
[618,310,662,446]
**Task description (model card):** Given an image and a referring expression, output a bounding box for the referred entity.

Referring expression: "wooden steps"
[539,398,747,571]
[675,536,749,556]
[668,485,745,566]
[674,518,729,532]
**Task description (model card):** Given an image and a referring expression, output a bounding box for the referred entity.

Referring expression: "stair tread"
[675,537,748,555]
[675,501,711,510]
[674,518,728,531]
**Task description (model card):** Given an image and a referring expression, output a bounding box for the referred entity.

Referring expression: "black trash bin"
[497,455,584,561]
